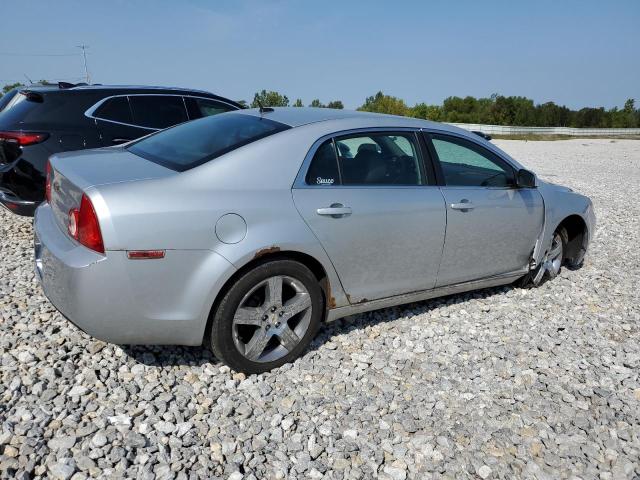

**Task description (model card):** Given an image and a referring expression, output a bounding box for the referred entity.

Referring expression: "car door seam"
[289,188,351,305]
[432,186,449,288]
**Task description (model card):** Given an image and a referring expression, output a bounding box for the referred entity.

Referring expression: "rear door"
[425,132,544,286]
[128,95,188,129]
[90,96,148,146]
[90,94,190,146]
[292,130,446,303]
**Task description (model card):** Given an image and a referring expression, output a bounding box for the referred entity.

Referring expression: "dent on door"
[436,187,544,286]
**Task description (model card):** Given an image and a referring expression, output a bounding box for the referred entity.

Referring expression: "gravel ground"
[1,139,639,479]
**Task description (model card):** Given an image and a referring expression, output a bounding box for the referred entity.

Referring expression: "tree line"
[246,90,640,128]
[358,92,639,128]
[3,82,638,128]
[246,90,639,128]
[246,90,344,110]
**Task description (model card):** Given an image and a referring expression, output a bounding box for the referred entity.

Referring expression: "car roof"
[233,107,465,134]
[70,85,216,95]
[227,107,524,169]
[20,84,210,94]
[16,84,242,106]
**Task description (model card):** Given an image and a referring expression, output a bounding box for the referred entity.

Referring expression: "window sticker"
[316,177,335,185]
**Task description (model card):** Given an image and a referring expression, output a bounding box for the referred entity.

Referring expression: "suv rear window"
[127,113,290,171]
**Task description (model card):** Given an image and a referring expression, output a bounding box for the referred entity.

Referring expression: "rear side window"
[185,97,235,119]
[306,140,340,186]
[127,113,290,171]
[305,132,425,186]
[93,97,133,124]
[337,133,423,185]
[129,95,188,129]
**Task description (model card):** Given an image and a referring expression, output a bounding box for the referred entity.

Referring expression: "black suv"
[0,84,242,216]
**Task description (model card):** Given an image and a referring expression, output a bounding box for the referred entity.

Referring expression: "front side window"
[93,96,133,124]
[128,113,290,171]
[336,133,423,186]
[129,95,188,129]
[431,134,514,187]
[185,97,235,119]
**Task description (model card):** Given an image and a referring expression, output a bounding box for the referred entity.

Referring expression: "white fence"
[448,123,640,137]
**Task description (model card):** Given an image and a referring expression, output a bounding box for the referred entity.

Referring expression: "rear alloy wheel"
[209,260,323,374]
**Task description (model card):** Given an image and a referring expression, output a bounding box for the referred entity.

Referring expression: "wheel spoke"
[233,307,263,326]
[281,293,311,321]
[266,276,283,306]
[278,326,301,351]
[244,329,272,361]
[233,274,314,363]
[549,241,562,260]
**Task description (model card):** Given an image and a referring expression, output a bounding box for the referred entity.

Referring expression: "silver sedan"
[34,108,595,373]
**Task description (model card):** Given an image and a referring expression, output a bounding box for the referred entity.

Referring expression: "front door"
[426,133,544,287]
[293,131,446,303]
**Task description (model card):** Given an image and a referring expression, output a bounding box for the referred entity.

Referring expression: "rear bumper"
[0,143,50,214]
[34,203,236,346]
[0,190,39,216]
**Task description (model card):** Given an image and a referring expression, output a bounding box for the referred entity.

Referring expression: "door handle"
[450,200,475,211]
[316,203,352,218]
[112,138,132,145]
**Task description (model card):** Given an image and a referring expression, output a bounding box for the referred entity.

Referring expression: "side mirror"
[516,169,536,188]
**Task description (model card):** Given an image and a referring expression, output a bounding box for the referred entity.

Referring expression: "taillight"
[68,194,104,254]
[0,131,49,146]
[45,160,52,203]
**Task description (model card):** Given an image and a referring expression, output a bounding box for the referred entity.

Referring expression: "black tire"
[518,226,568,288]
[209,260,323,374]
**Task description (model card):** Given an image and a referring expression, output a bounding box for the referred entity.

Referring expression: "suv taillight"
[45,160,52,203]
[0,131,49,146]
[68,194,104,254]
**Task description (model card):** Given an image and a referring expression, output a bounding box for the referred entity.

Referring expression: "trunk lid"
[49,147,174,234]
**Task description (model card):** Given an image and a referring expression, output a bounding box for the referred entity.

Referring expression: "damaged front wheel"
[519,227,567,287]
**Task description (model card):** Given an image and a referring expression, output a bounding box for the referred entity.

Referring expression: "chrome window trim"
[84,94,238,131]
[421,127,521,171]
[421,128,523,189]
[293,127,435,190]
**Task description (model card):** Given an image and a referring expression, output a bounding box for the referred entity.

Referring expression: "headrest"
[357,143,379,154]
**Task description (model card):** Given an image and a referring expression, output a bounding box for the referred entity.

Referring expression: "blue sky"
[1,0,638,109]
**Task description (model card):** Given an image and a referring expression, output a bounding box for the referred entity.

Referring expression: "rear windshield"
[0,91,37,122]
[0,89,19,113]
[0,90,92,126]
[127,113,290,171]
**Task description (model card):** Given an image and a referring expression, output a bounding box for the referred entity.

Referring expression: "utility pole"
[77,45,90,84]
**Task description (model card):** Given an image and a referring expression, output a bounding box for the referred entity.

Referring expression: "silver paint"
[34,108,595,345]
